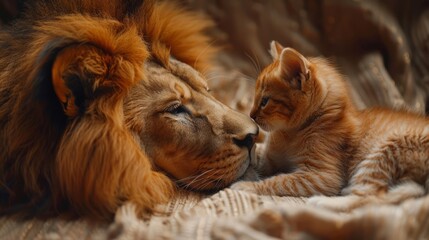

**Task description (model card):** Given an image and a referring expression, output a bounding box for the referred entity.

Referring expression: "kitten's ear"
[278,48,310,90]
[269,41,284,59]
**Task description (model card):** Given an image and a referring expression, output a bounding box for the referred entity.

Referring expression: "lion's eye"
[166,104,190,115]
[260,97,269,108]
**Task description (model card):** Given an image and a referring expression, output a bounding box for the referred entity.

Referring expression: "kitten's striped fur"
[232,41,429,210]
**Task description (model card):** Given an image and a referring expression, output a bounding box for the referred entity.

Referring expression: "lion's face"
[124,59,258,191]
[0,0,257,219]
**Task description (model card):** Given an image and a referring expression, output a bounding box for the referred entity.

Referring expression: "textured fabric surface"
[0,189,305,239]
[1,189,428,239]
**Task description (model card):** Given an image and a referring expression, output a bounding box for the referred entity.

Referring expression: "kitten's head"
[250,41,325,132]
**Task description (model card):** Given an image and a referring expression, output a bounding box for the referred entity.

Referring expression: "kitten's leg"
[231,171,341,196]
[310,135,429,212]
[343,149,396,196]
[346,135,429,197]
[309,150,397,212]
[385,181,425,204]
[309,152,391,211]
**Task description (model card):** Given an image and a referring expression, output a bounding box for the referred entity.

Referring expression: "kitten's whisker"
[244,51,260,77]
[251,48,262,73]
[235,72,257,85]
[205,74,233,82]
[194,39,217,74]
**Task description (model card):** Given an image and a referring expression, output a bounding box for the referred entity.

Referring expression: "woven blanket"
[1,189,428,239]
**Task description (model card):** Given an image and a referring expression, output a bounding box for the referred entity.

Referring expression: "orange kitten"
[232,41,429,210]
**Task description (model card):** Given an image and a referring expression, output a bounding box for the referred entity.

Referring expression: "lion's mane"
[0,0,216,220]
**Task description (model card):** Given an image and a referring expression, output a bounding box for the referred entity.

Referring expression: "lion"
[0,0,258,220]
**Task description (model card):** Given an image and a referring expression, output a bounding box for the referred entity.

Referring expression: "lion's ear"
[52,44,108,118]
[51,48,81,118]
[51,44,138,118]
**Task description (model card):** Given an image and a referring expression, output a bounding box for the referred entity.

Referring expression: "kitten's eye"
[166,104,190,115]
[260,97,269,108]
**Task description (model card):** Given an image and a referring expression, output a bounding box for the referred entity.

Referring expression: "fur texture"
[232,41,429,211]
[0,0,256,220]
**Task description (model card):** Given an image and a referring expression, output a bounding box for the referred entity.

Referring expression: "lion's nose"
[233,128,259,151]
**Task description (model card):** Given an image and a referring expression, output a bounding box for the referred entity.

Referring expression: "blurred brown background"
[2,0,429,113]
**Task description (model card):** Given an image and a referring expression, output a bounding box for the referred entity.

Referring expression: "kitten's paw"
[230,181,259,194]
[307,195,363,212]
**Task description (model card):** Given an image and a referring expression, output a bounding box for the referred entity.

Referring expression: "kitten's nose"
[249,108,257,121]
[250,112,256,121]
[233,128,259,151]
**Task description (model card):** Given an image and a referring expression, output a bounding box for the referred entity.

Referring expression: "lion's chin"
[235,157,250,181]
[177,150,254,192]
[235,145,258,182]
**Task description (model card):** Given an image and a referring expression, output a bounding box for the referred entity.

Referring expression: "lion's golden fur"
[0,0,216,220]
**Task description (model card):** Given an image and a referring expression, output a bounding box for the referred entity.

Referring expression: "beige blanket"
[1,189,428,239]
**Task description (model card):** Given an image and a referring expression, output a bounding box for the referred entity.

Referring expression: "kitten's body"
[232,42,429,210]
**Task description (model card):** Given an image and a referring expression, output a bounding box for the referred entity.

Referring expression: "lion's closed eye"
[165,104,191,116]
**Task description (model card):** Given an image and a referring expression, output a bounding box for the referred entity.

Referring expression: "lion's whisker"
[176,168,215,183]
[181,169,216,190]
[191,169,222,190]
